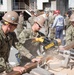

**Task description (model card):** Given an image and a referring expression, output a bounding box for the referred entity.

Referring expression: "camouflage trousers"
[0,57,12,73]
[0,71,7,75]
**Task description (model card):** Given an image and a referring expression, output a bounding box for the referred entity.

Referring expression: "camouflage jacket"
[0,25,39,73]
[0,25,18,72]
[15,28,40,59]
[64,25,74,45]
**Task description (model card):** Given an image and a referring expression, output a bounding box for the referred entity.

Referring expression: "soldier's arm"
[59,41,74,50]
[64,41,74,50]
[15,43,34,59]
[15,29,34,60]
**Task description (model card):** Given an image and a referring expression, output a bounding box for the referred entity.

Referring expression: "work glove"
[34,37,44,42]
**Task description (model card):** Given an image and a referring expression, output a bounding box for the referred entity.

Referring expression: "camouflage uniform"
[15,28,40,65]
[0,24,35,72]
[0,25,17,72]
[64,25,74,45]
[15,13,47,65]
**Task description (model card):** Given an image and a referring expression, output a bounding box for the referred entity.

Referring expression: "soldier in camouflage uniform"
[64,13,74,45]
[16,14,47,65]
[44,11,55,38]
[48,11,56,39]
[0,11,46,74]
[59,13,74,50]
[0,11,25,74]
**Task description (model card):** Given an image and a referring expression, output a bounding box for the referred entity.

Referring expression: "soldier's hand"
[34,37,44,42]
[13,66,26,74]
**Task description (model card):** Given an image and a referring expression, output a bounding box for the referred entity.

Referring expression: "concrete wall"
[0,0,7,12]
[56,0,68,15]
[0,0,12,12]
[37,0,49,10]
[69,0,74,8]
[7,0,12,11]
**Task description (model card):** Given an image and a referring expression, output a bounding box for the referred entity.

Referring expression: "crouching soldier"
[15,14,47,65]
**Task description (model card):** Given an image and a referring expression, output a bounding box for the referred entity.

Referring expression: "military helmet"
[69,13,74,21]
[54,10,60,14]
[2,11,19,25]
[34,14,47,27]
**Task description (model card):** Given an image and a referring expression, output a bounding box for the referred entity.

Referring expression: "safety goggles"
[4,21,17,27]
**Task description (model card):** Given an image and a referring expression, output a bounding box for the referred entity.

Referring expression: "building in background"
[0,0,31,20]
[0,0,74,20]
[30,0,74,15]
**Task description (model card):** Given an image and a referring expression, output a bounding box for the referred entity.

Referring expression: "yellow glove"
[35,37,44,42]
